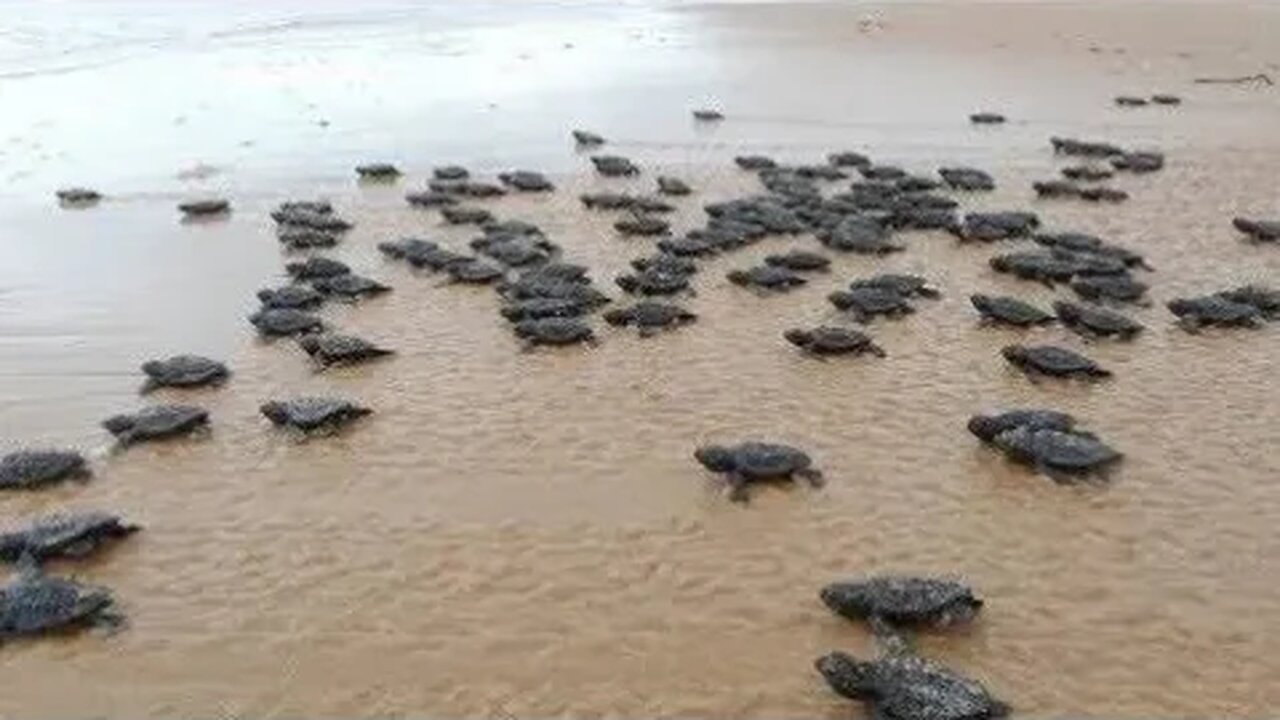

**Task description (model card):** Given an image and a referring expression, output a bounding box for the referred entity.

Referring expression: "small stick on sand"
[1193,73,1274,86]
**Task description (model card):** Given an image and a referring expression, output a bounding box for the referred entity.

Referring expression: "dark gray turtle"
[1070,275,1149,304]
[508,262,591,286]
[829,287,915,322]
[795,164,849,181]
[441,205,493,225]
[1167,295,1262,330]
[274,199,332,214]
[784,327,885,358]
[820,576,982,628]
[616,268,692,297]
[1002,344,1111,380]
[819,216,902,254]
[311,273,391,299]
[989,252,1079,286]
[271,203,350,232]
[992,425,1122,480]
[102,405,210,445]
[298,334,393,368]
[498,170,554,192]
[428,180,506,198]
[631,253,698,276]
[0,561,121,639]
[1078,186,1129,203]
[1053,301,1143,339]
[513,318,596,348]
[603,302,697,337]
[1034,232,1150,270]
[816,650,1010,720]
[178,198,230,216]
[969,112,1006,124]
[473,236,554,267]
[631,196,676,213]
[409,245,472,271]
[656,176,692,196]
[1151,94,1182,105]
[502,273,610,308]
[764,250,831,272]
[1047,248,1128,277]
[590,155,640,177]
[850,275,940,299]
[939,167,995,191]
[1216,284,1280,318]
[433,165,469,181]
[140,355,229,393]
[967,409,1076,443]
[970,294,1054,327]
[693,441,823,503]
[953,211,1039,242]
[828,151,872,168]
[860,165,908,182]
[499,297,591,323]
[248,308,324,337]
[261,398,372,432]
[896,175,942,193]
[572,129,605,147]
[692,108,724,121]
[56,187,101,205]
[581,192,639,210]
[378,237,438,262]
[355,163,401,179]
[1061,165,1114,182]
[1233,217,1280,243]
[1115,95,1149,107]
[615,214,670,237]
[727,266,807,293]
[445,259,505,284]
[1050,137,1125,158]
[1033,180,1081,198]
[0,451,88,490]
[0,513,140,563]
[405,190,458,208]
[276,225,339,250]
[1111,151,1164,173]
[735,155,777,171]
[285,256,350,280]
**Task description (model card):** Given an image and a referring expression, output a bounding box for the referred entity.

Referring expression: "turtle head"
[259,401,288,425]
[1051,301,1078,320]
[969,294,992,310]
[827,291,853,309]
[783,328,813,347]
[297,335,321,354]
[814,651,877,700]
[726,270,750,286]
[602,308,629,327]
[1000,345,1028,364]
[140,360,164,377]
[1166,298,1191,316]
[614,275,638,293]
[694,445,735,472]
[967,414,1001,442]
[101,414,135,435]
[988,256,1010,271]
[818,582,861,617]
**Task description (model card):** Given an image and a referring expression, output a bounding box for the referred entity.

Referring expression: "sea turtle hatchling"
[849,274,940,299]
[764,250,831,272]
[248,308,324,337]
[513,318,596,349]
[631,254,697,276]
[615,214,670,237]
[615,269,692,297]
[969,112,1006,125]
[784,327,885,358]
[1001,344,1111,380]
[692,108,724,121]
[498,170,555,192]
[285,256,350,280]
[298,334,393,368]
[828,287,915,322]
[693,442,824,503]
[572,130,605,147]
[0,451,89,491]
[727,266,807,293]
[590,155,640,177]
[967,409,1077,443]
[0,560,122,640]
[56,187,101,205]
[1232,217,1280,243]
[1053,301,1143,339]
[433,165,469,181]
[0,513,140,563]
[355,163,401,179]
[1070,275,1149,304]
[101,405,210,445]
[815,650,1010,720]
[140,355,229,393]
[656,176,692,196]
[499,298,592,323]
[602,302,697,337]
[1167,295,1263,330]
[820,576,983,628]
[257,284,324,310]
[178,198,230,217]
[939,167,995,191]
[311,273,391,299]
[441,205,493,226]
[970,294,1055,327]
[260,398,372,432]
[1217,285,1280,318]
[991,425,1122,480]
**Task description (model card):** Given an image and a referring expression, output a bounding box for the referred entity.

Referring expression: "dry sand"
[1,0,1278,717]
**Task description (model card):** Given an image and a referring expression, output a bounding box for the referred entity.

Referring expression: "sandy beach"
[1,0,1278,717]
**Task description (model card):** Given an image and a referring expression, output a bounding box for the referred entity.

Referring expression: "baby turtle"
[248,308,324,337]
[954,211,1040,242]
[616,269,691,297]
[727,266,807,293]
[992,425,1122,480]
[990,252,1079,286]
[764,250,830,272]
[1167,295,1262,330]
[1061,165,1114,182]
[656,176,692,196]
[1115,95,1149,107]
[261,398,372,433]
[102,405,210,445]
[257,284,325,310]
[829,287,915,322]
[513,318,596,348]
[178,198,230,217]
[969,112,1006,124]
[971,294,1055,327]
[56,187,101,206]
[405,190,458,208]
[590,155,640,177]
[433,165,469,181]
[1079,186,1129,203]
[140,355,229,393]
[1232,217,1280,243]
[441,205,493,225]
[820,216,902,254]
[0,450,89,490]
[860,165,908,182]
[311,273,391,299]
[498,170,554,192]
[784,327,885,358]
[277,226,339,250]
[1053,301,1143,339]
[939,167,995,191]
[603,302,697,337]
[1002,344,1111,380]
[735,155,777,171]
[849,274,940,299]
[445,259,505,284]
[0,561,121,640]
[1034,232,1150,270]
[500,297,592,322]
[1051,137,1125,158]
[693,442,823,503]
[1070,275,1149,304]
[692,108,724,121]
[572,129,605,147]
[286,256,350,280]
[631,253,697,276]
[298,334,393,368]
[1111,151,1164,173]
[355,163,401,179]
[828,151,872,168]
[967,409,1076,443]
[816,651,1010,720]
[820,576,982,628]
[1033,180,1082,199]
[896,175,941,193]
[615,214,670,237]
[0,513,139,563]
[1151,94,1182,105]
[1217,284,1280,318]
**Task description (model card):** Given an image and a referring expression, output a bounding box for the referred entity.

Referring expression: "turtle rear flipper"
[867,614,913,657]
[796,468,825,488]
[726,472,751,504]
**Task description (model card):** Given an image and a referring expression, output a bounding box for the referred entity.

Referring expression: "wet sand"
[2,1,1279,717]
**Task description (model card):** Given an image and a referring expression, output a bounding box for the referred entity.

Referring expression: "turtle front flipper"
[796,467,825,488]
[867,614,913,657]
[726,472,751,503]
